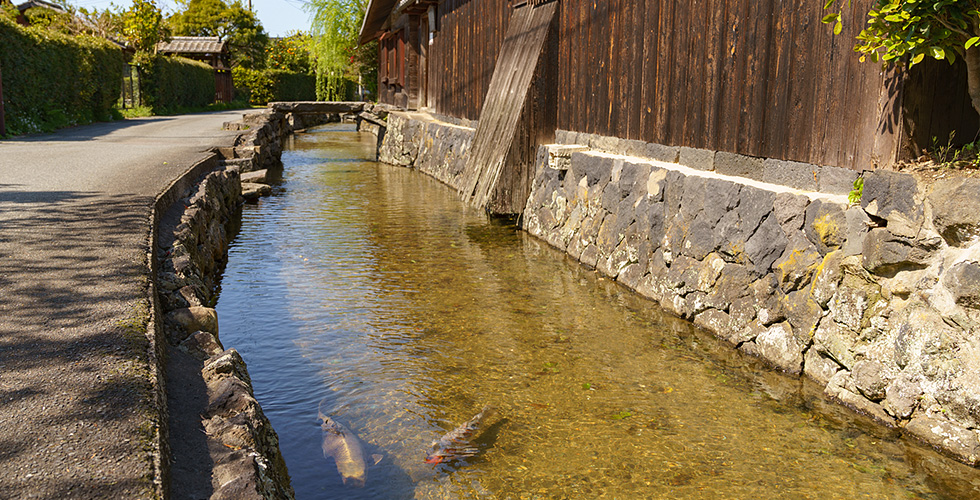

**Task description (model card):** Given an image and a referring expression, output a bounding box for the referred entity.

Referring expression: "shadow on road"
[0,190,160,499]
[1,117,177,143]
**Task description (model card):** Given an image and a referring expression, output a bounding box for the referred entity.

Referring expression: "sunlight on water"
[215,124,980,500]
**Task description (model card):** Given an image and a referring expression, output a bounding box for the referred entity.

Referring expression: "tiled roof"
[359,0,398,45]
[16,0,67,13]
[157,37,226,54]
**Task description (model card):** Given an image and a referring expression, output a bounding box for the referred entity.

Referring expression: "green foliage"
[266,31,312,73]
[0,16,123,135]
[822,0,979,66]
[119,100,249,118]
[140,55,216,112]
[848,177,865,205]
[76,6,125,40]
[232,66,315,105]
[307,0,375,100]
[930,130,980,168]
[124,0,169,60]
[22,6,74,32]
[170,0,228,36]
[0,3,18,22]
[169,0,268,69]
[824,1,980,115]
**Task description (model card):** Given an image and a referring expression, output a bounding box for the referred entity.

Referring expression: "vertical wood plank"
[716,0,742,153]
[653,0,674,142]
[626,0,645,140]
[667,0,689,146]
[809,3,837,167]
[701,0,724,151]
[738,0,773,156]
[606,0,619,138]
[761,0,791,160]
[640,0,660,142]
[786,4,817,162]
[683,0,706,148]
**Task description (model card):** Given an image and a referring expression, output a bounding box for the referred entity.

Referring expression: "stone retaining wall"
[156,159,294,499]
[378,111,475,190]
[150,108,322,499]
[379,113,980,466]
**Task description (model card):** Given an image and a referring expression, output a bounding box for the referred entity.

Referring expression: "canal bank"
[0,111,251,499]
[206,118,980,499]
[378,110,980,468]
[148,103,379,499]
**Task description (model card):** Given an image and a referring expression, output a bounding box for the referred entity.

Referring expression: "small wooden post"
[0,58,6,136]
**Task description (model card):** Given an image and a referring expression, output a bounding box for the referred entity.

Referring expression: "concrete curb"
[146,152,222,498]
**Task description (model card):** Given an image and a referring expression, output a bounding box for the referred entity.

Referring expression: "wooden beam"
[460,1,559,213]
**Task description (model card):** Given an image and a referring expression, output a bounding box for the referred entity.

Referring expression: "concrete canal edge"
[379,110,980,467]
[145,102,370,499]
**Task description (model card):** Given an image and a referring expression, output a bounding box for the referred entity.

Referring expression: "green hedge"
[140,55,215,112]
[233,67,315,105]
[0,16,123,135]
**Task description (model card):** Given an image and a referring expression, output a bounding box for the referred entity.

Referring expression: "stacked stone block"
[156,147,294,498]
[522,140,980,466]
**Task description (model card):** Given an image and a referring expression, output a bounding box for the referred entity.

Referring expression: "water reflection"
[215,124,980,499]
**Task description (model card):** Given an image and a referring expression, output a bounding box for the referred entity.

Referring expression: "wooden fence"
[412,0,979,170]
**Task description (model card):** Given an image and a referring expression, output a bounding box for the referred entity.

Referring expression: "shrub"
[0,16,123,135]
[232,66,314,105]
[274,70,316,101]
[139,55,215,112]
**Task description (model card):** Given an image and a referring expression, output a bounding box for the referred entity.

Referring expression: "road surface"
[0,111,248,499]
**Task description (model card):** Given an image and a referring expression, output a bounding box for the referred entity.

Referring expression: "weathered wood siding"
[462,2,559,213]
[556,0,889,170]
[404,0,977,170]
[427,0,511,120]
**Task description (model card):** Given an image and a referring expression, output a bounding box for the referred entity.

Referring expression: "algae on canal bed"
[215,124,980,500]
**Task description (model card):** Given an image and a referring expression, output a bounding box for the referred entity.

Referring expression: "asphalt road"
[0,111,248,499]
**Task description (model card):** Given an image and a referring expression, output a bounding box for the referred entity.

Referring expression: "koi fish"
[319,401,381,487]
[424,405,496,464]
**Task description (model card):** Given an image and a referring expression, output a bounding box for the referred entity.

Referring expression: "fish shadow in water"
[432,418,509,472]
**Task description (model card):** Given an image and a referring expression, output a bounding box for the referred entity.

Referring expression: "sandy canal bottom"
[215,124,980,499]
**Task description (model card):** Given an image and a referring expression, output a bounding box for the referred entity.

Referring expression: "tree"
[266,31,313,73]
[123,0,168,61]
[77,7,125,40]
[306,0,375,100]
[823,0,980,115]
[169,0,268,68]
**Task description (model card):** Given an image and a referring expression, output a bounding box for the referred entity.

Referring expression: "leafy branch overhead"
[306,0,376,100]
[124,0,168,60]
[822,0,980,114]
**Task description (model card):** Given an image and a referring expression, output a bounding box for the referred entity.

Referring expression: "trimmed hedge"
[140,55,215,112]
[232,67,315,105]
[0,16,123,135]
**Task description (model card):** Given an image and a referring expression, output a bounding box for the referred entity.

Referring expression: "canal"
[215,124,980,499]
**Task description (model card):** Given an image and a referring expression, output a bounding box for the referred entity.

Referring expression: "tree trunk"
[965,46,980,117]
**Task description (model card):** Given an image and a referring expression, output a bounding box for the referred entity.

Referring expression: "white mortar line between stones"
[395,111,477,131]
[576,148,852,205]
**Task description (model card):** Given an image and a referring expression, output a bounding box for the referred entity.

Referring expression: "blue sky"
[70,0,314,37]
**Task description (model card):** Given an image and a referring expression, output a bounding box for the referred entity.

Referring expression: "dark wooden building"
[360,0,978,178]
[156,36,234,103]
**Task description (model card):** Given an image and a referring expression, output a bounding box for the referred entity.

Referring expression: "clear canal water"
[214,124,980,499]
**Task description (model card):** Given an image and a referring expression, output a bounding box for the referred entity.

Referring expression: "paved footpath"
[0,111,250,499]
